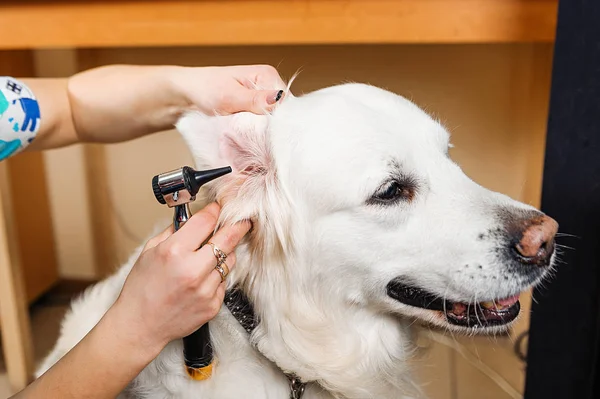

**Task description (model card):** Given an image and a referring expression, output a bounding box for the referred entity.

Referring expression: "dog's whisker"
[442,283,450,325]
[473,294,484,333]
[555,243,576,251]
[555,232,580,239]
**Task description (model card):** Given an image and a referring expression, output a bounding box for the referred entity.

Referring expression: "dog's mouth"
[386,280,521,329]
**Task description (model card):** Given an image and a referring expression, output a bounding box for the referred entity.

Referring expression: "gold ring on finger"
[214,261,229,282]
[207,242,227,264]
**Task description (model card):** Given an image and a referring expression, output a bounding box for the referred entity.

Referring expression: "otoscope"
[151,165,232,380]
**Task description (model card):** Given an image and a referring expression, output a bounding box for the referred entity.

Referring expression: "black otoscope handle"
[174,204,214,380]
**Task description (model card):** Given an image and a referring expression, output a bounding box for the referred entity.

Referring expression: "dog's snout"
[511,214,558,266]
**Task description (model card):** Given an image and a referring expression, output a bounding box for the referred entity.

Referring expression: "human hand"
[112,202,251,353]
[168,64,288,115]
[32,64,287,148]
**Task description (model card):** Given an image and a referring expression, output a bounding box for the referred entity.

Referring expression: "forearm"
[65,64,186,144]
[6,63,284,154]
[21,65,187,151]
[12,303,164,399]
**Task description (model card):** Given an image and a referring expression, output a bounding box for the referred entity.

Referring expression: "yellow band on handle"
[185,362,214,381]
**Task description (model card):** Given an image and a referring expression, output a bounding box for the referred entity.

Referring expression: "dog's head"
[177,82,558,334]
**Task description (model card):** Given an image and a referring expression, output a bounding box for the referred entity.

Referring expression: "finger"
[215,284,226,303]
[234,64,286,90]
[195,220,249,274]
[202,220,251,259]
[143,224,174,252]
[165,202,221,251]
[230,88,285,115]
[251,65,288,91]
[204,251,237,292]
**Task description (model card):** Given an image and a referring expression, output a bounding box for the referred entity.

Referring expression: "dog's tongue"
[480,294,520,311]
[496,295,520,307]
[450,294,520,315]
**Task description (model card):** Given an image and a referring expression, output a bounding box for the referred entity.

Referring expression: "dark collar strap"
[224,287,258,334]
[224,286,307,399]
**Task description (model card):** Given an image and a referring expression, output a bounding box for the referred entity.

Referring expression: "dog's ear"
[176,111,271,177]
[176,110,278,217]
[176,111,294,258]
[176,110,295,258]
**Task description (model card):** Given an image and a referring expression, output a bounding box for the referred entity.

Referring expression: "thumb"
[234,89,285,114]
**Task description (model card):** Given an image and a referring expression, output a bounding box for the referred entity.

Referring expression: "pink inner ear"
[211,127,272,216]
[218,126,270,177]
[218,133,253,175]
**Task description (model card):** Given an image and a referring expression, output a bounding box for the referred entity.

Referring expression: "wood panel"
[0,50,60,303]
[6,151,61,302]
[0,161,34,392]
[452,43,554,399]
[0,0,558,50]
[77,49,120,278]
[0,49,59,392]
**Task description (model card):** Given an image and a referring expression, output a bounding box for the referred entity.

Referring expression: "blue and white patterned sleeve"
[0,76,41,161]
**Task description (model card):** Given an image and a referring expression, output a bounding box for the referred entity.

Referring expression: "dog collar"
[224,286,307,399]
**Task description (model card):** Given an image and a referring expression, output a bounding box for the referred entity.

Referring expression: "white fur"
[36,82,556,398]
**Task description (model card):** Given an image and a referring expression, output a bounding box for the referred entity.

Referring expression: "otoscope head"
[152,166,232,207]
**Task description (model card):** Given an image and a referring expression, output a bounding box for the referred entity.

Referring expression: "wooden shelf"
[0,0,558,50]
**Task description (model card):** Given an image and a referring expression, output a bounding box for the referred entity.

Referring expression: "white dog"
[36,81,559,399]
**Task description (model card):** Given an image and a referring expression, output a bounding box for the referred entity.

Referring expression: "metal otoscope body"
[151,165,232,380]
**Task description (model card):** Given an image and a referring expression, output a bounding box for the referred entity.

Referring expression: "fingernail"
[267,90,284,105]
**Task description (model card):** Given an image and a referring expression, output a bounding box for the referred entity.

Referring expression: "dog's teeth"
[481,301,495,309]
[452,303,467,314]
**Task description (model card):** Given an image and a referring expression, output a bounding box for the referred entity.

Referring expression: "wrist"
[162,65,211,116]
[101,299,167,365]
[149,65,192,129]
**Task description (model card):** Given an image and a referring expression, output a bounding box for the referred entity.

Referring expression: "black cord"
[514,329,529,363]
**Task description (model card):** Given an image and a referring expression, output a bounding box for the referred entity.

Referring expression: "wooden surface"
[0,50,59,392]
[0,161,34,393]
[83,144,120,277]
[0,0,558,50]
[0,50,60,303]
[7,150,61,303]
[75,49,121,278]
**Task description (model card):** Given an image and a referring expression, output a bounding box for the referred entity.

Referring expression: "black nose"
[509,214,558,267]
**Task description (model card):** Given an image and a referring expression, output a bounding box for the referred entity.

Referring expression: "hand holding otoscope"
[149,166,240,380]
[109,166,249,383]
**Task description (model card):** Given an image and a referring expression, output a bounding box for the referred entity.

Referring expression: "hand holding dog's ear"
[20,64,287,151]
[171,64,287,116]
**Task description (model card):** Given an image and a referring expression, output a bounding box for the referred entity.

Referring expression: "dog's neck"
[228,244,423,399]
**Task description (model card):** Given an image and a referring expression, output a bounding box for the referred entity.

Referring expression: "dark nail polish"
[268,90,285,105]
[275,90,284,102]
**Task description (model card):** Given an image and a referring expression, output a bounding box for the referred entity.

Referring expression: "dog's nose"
[512,214,558,266]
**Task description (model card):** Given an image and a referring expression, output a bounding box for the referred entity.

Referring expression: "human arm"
[11,202,251,398]
[17,64,286,151]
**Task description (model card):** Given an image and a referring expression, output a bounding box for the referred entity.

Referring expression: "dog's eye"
[369,179,416,205]
[378,182,404,200]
